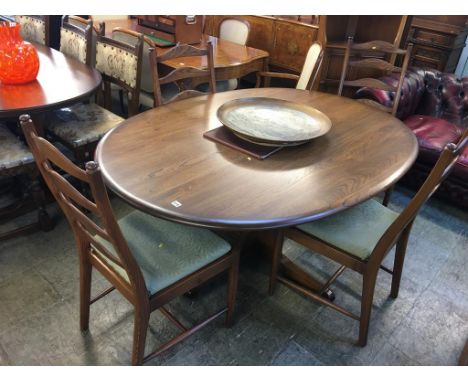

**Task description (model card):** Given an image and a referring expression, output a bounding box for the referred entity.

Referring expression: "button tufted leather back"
[355,67,468,128]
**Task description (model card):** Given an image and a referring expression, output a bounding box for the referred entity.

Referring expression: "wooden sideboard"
[204,16,320,74]
[406,16,468,72]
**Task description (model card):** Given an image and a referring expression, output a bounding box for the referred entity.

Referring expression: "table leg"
[247,229,335,300]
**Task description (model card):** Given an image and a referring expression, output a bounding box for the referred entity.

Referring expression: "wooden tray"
[217,97,332,146]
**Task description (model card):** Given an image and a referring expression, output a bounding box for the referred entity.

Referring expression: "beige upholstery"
[296,42,322,90]
[95,41,139,88]
[111,30,154,93]
[0,124,33,171]
[15,16,46,45]
[217,19,250,92]
[219,19,249,45]
[60,28,88,64]
[67,17,99,66]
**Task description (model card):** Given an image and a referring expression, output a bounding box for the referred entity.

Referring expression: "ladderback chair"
[149,42,216,107]
[20,115,240,366]
[46,31,144,167]
[14,15,50,46]
[270,128,468,347]
[338,37,413,206]
[59,15,93,66]
[0,123,52,241]
[256,42,324,91]
[338,37,413,117]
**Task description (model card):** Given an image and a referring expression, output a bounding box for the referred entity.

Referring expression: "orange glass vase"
[0,22,40,85]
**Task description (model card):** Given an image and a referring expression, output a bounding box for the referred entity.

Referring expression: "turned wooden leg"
[382,185,394,206]
[30,178,53,232]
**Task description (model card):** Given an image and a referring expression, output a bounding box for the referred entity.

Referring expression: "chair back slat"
[20,115,148,299]
[149,42,216,107]
[338,36,413,116]
[371,129,468,264]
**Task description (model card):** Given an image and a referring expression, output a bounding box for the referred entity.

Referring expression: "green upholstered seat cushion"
[0,124,34,170]
[94,210,231,295]
[296,199,399,260]
[48,103,124,148]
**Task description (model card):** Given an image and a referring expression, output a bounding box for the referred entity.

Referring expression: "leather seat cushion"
[404,114,463,164]
[296,199,399,260]
[94,209,231,295]
[48,103,124,148]
[0,124,34,171]
[452,144,468,179]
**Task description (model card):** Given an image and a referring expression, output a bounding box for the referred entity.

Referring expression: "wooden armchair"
[149,42,216,107]
[46,31,144,167]
[269,128,468,347]
[21,115,241,365]
[14,15,50,46]
[256,42,323,90]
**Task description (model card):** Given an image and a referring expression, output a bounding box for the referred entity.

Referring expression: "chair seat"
[47,103,124,148]
[0,124,34,171]
[95,210,231,295]
[139,83,181,109]
[296,199,399,260]
[197,80,236,93]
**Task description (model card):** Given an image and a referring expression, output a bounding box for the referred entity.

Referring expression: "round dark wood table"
[96,87,418,230]
[0,44,101,120]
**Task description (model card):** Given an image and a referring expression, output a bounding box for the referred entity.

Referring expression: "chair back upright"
[60,16,93,66]
[338,37,413,116]
[95,30,144,116]
[19,115,148,303]
[219,18,250,45]
[149,42,216,107]
[296,42,323,90]
[14,15,50,46]
[370,128,468,266]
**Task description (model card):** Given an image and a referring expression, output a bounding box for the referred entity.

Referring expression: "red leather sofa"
[355,67,468,208]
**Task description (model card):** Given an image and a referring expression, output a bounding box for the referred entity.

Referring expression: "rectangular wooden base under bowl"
[203,126,283,160]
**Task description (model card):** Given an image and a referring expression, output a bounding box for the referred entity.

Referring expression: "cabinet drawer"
[412,44,446,62]
[412,28,454,47]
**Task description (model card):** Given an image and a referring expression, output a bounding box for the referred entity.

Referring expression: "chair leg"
[225,249,240,328]
[358,269,378,347]
[382,186,394,206]
[269,230,284,295]
[79,254,92,332]
[131,307,150,366]
[390,225,412,299]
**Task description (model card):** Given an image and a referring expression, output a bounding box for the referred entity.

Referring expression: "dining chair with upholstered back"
[14,15,50,46]
[0,123,52,241]
[219,17,250,46]
[269,128,468,347]
[149,42,216,107]
[338,37,413,206]
[65,15,103,67]
[256,42,323,91]
[21,115,240,365]
[46,31,144,167]
[59,15,93,66]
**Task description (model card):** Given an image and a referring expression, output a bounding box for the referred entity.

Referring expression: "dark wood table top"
[96,88,418,230]
[0,44,102,119]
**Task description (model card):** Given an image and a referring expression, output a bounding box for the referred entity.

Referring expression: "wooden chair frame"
[255,42,324,91]
[338,37,413,206]
[270,128,468,347]
[149,42,216,107]
[20,115,241,365]
[60,15,93,66]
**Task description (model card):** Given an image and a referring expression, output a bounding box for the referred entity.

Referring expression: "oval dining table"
[96,87,419,296]
[0,43,102,135]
